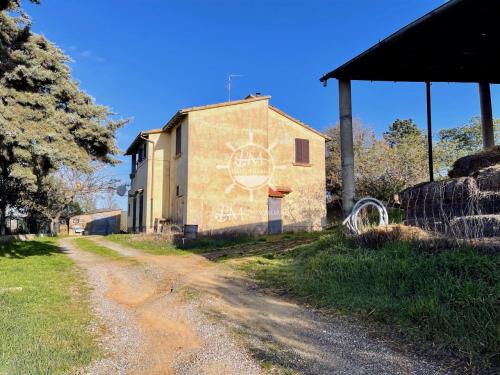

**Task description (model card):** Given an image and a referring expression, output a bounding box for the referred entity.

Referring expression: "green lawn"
[105,234,186,255]
[105,233,259,255]
[236,231,499,371]
[73,237,124,258]
[0,238,99,374]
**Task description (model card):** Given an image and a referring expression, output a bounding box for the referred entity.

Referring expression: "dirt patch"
[62,237,262,375]
[100,236,448,374]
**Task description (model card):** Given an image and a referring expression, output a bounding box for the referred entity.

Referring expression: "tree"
[325,118,428,204]
[383,118,423,147]
[325,119,376,200]
[434,117,500,177]
[26,166,119,234]
[0,1,126,234]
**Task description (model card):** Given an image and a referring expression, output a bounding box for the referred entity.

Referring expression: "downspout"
[140,134,155,232]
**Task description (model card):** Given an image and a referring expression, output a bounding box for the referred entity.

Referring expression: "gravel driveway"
[60,237,447,375]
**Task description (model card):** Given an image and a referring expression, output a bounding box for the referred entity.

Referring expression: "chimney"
[245,92,262,99]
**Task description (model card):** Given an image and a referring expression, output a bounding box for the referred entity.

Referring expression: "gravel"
[61,237,449,375]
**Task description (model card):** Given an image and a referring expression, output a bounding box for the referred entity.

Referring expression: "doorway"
[268,197,282,234]
[138,193,144,232]
[132,197,137,232]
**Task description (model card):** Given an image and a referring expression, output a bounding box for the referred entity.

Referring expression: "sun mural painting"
[216,130,287,201]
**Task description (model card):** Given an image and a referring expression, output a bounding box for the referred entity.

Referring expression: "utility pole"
[227,74,243,101]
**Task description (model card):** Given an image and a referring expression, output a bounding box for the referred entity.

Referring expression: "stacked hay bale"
[399,147,500,238]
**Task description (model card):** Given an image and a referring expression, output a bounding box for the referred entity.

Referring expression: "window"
[131,154,137,174]
[176,185,180,196]
[137,144,147,163]
[175,125,182,156]
[295,138,310,164]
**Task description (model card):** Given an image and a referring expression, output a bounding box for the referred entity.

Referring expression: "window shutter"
[302,139,309,164]
[295,139,301,163]
[295,138,309,164]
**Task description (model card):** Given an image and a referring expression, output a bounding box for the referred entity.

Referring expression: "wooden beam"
[338,79,355,217]
[479,82,495,149]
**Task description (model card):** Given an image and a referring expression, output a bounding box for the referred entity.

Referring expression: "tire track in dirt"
[90,236,448,375]
[60,237,261,375]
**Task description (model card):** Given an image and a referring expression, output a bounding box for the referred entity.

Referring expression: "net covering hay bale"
[399,149,499,239]
[476,164,500,191]
[450,215,500,238]
[448,146,500,178]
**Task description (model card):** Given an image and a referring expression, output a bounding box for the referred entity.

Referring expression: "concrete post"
[339,79,355,217]
[426,82,434,182]
[479,82,495,149]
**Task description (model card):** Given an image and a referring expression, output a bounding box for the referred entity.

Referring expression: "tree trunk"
[0,202,6,236]
[50,212,61,236]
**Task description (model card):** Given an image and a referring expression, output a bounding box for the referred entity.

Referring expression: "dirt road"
[60,237,446,375]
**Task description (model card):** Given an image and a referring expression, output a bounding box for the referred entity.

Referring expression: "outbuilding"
[69,209,125,236]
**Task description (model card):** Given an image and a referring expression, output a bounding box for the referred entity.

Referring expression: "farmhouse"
[125,94,329,234]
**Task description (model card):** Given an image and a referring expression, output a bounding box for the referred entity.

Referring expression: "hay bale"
[354,224,433,248]
[400,178,478,205]
[448,146,500,178]
[400,181,442,204]
[477,191,500,214]
[476,164,500,191]
[449,215,500,238]
[443,177,479,200]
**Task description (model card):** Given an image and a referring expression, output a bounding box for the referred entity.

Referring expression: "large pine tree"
[0,0,125,234]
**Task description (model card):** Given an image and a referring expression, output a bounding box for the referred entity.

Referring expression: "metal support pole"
[479,82,495,149]
[339,79,355,218]
[426,82,434,182]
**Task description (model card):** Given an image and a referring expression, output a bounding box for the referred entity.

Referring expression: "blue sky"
[25,0,499,209]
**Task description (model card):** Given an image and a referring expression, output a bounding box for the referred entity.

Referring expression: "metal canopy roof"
[320,0,500,84]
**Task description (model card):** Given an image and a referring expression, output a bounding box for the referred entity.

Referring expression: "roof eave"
[319,0,466,83]
[268,105,332,141]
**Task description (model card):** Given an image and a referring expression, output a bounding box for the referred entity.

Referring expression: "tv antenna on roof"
[227,73,243,101]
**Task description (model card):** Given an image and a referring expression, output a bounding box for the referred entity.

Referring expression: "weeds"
[237,232,499,370]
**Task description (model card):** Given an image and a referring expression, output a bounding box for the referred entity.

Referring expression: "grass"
[0,238,99,374]
[105,232,257,255]
[236,231,499,371]
[105,231,324,257]
[73,237,124,258]
[105,233,186,255]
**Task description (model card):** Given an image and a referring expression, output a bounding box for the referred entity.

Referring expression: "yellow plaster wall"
[169,118,189,225]
[127,98,327,234]
[268,108,327,231]
[186,99,270,234]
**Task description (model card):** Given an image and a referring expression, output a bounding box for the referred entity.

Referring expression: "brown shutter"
[295,139,309,164]
[295,138,301,163]
[303,139,309,164]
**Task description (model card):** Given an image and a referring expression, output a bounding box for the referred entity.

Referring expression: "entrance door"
[138,194,144,232]
[132,197,137,232]
[268,198,282,234]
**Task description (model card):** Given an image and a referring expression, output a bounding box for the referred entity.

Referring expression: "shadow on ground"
[0,240,60,259]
